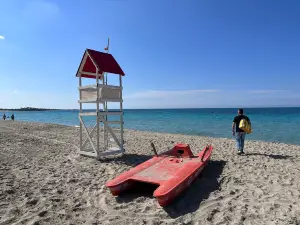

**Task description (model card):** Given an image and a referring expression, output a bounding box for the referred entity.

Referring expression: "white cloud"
[0,88,299,109]
[124,89,220,99]
[0,36,4,40]
[123,89,222,108]
[122,89,300,109]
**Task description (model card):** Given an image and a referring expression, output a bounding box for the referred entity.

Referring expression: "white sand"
[0,121,300,225]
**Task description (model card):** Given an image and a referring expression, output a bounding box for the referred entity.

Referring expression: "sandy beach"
[1,120,300,225]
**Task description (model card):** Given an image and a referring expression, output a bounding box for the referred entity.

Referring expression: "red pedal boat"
[106,143,213,206]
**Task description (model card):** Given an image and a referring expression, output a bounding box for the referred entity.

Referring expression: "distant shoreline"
[0,106,300,112]
[0,107,59,112]
[0,108,300,145]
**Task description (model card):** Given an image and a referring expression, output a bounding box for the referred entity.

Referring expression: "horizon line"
[2,106,300,111]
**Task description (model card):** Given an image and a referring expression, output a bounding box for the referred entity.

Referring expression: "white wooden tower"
[76,42,125,159]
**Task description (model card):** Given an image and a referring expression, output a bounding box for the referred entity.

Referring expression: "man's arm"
[232,120,236,135]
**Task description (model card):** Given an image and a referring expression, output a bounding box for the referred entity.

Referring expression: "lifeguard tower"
[76,44,125,159]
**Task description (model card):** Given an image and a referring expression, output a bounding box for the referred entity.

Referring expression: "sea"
[1,108,300,146]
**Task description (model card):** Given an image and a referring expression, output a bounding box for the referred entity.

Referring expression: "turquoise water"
[2,108,300,145]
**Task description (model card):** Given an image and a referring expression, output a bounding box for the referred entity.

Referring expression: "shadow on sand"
[244,153,293,159]
[114,160,226,218]
[164,160,226,218]
[99,153,152,167]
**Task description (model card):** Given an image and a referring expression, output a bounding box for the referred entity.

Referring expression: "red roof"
[76,49,125,79]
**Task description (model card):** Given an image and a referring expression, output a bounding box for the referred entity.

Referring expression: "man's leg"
[236,133,242,153]
[240,133,246,153]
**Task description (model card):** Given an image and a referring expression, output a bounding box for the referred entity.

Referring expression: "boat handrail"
[201,145,210,162]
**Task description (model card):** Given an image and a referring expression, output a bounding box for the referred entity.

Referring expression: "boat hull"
[106,144,213,206]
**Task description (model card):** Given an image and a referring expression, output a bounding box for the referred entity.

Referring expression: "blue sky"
[0,0,300,109]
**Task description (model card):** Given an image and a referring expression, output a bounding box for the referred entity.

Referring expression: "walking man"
[232,108,251,155]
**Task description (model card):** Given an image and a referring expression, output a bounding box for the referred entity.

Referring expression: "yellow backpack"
[239,118,252,134]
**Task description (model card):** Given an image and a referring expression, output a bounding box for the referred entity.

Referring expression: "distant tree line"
[0,107,59,111]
